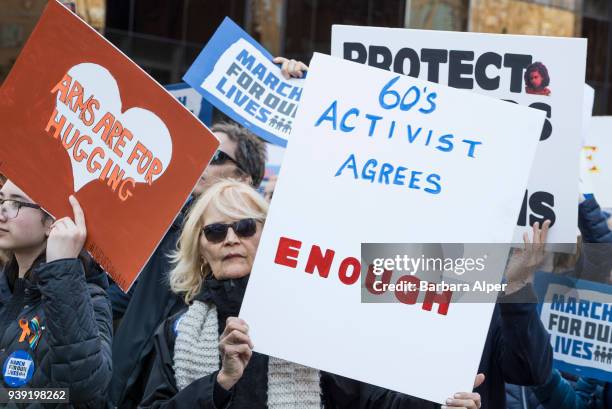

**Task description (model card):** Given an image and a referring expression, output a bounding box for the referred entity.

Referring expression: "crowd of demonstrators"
[0,180,112,408]
[0,55,607,409]
[506,194,612,409]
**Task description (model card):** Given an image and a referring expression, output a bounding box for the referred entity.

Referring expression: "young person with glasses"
[139,179,483,409]
[0,180,112,407]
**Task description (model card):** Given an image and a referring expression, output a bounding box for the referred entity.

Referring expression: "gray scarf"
[173,300,321,408]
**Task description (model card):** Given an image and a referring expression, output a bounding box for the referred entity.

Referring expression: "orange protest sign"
[0,0,219,290]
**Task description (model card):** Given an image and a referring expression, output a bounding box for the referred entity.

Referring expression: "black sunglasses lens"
[234,219,257,238]
[203,223,229,243]
[211,151,230,165]
[203,219,257,242]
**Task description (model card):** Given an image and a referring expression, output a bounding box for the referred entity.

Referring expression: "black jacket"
[504,197,612,409]
[139,278,550,408]
[334,284,552,409]
[110,207,188,408]
[475,284,553,408]
[0,256,112,408]
[138,276,439,409]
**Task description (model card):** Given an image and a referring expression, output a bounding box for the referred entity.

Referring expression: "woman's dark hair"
[5,249,102,290]
[524,62,550,90]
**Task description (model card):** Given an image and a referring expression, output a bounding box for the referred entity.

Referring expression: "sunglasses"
[211,150,246,174]
[202,218,259,243]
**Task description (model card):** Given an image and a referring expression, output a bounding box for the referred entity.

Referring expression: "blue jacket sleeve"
[36,258,113,408]
[575,197,612,282]
[579,197,612,244]
[496,284,553,386]
[532,369,591,409]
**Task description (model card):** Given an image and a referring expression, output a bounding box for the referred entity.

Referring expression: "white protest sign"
[582,85,595,144]
[579,85,595,197]
[241,53,544,404]
[331,26,587,246]
[583,117,612,208]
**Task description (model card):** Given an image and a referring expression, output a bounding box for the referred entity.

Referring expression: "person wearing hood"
[139,179,483,409]
[0,180,112,408]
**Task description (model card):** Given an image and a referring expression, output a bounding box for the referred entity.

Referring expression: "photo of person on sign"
[524,62,551,96]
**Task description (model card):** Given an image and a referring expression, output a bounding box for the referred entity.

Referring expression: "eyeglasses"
[211,150,246,174]
[202,218,259,243]
[0,199,42,219]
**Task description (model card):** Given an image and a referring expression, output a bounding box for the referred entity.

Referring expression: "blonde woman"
[139,179,482,409]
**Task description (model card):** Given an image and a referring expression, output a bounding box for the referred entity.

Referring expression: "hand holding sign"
[46,196,87,263]
[217,317,254,390]
[272,57,308,79]
[505,220,551,294]
[442,374,484,409]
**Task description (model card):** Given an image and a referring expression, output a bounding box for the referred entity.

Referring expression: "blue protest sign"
[165,82,213,126]
[535,271,612,383]
[183,17,304,147]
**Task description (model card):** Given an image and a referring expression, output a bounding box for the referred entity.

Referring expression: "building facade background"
[1,0,610,114]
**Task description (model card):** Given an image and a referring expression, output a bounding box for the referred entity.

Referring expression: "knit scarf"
[173,279,321,408]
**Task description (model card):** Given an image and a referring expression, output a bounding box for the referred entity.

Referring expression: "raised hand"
[46,195,87,263]
[273,56,308,79]
[505,220,551,294]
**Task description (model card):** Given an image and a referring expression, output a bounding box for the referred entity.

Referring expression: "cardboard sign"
[331,26,587,246]
[0,1,219,291]
[581,117,612,208]
[240,53,544,403]
[535,272,612,383]
[165,82,214,126]
[183,17,304,147]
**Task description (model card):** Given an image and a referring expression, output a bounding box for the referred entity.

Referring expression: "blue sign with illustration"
[183,17,304,147]
[535,272,612,383]
[165,83,213,126]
